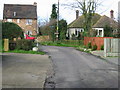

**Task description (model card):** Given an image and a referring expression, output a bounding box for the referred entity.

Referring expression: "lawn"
[40,40,84,47]
[3,50,46,55]
[40,40,94,53]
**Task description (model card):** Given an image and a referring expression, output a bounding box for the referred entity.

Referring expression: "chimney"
[33,2,37,6]
[76,10,79,19]
[110,10,114,19]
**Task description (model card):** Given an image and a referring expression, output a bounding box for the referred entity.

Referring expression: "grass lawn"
[40,41,93,53]
[40,41,84,48]
[3,50,46,55]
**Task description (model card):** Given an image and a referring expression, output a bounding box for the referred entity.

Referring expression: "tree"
[2,22,23,40]
[58,19,67,40]
[50,4,57,20]
[104,25,113,37]
[64,0,98,36]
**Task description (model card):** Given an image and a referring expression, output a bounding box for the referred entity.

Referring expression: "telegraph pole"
[55,0,59,40]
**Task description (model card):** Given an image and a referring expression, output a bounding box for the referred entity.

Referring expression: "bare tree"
[61,0,101,36]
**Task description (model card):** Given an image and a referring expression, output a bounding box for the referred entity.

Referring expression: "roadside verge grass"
[3,50,46,55]
[40,41,80,47]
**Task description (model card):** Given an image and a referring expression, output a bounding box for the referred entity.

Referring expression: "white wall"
[67,27,104,39]
[67,28,84,39]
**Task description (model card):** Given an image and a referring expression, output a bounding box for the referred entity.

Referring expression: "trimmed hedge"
[16,39,34,51]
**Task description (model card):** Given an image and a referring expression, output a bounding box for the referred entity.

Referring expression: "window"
[27,31,32,35]
[13,12,17,16]
[26,19,32,25]
[17,19,20,23]
[75,29,78,36]
[7,19,12,22]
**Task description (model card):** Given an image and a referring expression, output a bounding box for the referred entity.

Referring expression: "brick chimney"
[33,2,37,6]
[110,10,114,19]
[76,10,79,19]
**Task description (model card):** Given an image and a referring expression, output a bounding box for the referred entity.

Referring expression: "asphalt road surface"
[2,53,51,88]
[41,46,118,88]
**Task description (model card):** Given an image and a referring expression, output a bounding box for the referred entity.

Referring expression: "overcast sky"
[0,0,119,24]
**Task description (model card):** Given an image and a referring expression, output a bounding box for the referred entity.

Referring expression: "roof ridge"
[4,4,35,6]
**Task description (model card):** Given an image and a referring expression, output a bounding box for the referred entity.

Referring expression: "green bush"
[9,41,16,50]
[71,34,77,40]
[16,39,34,51]
[101,45,104,50]
[87,42,92,48]
[92,44,97,51]
[2,22,23,40]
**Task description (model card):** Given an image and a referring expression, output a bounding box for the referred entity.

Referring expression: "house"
[67,10,118,38]
[92,10,118,37]
[3,2,38,35]
[67,10,101,39]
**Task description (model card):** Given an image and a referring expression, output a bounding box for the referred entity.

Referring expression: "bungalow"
[67,10,101,39]
[3,2,38,35]
[92,14,118,37]
[67,10,118,38]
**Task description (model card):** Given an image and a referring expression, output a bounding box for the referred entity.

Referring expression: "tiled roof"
[68,13,101,28]
[3,4,37,19]
[92,15,118,28]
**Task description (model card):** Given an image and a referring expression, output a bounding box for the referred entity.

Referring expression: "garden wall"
[37,35,50,42]
[84,37,113,50]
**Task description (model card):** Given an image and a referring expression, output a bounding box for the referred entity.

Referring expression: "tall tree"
[58,19,67,40]
[64,0,98,36]
[50,4,57,20]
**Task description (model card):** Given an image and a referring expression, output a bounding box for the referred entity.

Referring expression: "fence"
[84,37,113,50]
[104,38,120,57]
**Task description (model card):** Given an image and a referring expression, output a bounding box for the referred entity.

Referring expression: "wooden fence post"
[4,39,9,51]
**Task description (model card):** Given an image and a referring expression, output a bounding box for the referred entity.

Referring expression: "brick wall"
[37,36,50,42]
[84,37,113,50]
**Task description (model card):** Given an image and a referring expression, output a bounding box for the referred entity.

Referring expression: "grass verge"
[3,50,46,55]
[40,41,81,48]
[40,41,92,53]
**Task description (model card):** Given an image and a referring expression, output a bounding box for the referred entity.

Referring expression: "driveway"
[41,46,118,88]
[2,53,52,88]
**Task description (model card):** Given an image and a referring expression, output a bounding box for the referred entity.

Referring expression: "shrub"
[9,41,16,50]
[16,39,34,51]
[2,22,24,40]
[101,45,104,50]
[87,42,92,48]
[72,34,77,40]
[92,44,97,51]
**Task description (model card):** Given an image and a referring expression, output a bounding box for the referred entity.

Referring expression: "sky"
[0,0,119,24]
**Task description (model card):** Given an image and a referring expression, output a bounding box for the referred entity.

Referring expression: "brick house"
[3,2,38,35]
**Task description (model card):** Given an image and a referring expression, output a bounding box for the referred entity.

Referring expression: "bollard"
[4,39,9,51]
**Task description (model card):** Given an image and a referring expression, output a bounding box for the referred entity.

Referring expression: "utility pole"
[55,0,59,40]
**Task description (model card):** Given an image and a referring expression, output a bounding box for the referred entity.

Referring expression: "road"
[41,46,118,88]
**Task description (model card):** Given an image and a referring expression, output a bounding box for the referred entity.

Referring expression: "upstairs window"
[13,12,17,16]
[26,19,32,25]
